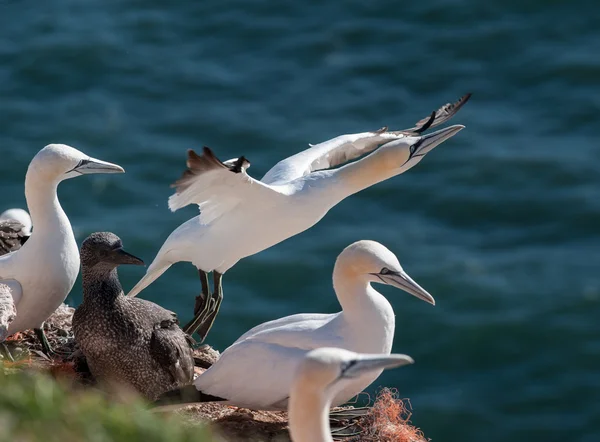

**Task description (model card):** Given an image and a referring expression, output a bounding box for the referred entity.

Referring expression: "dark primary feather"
[401,93,472,134]
[0,220,29,255]
[171,147,250,194]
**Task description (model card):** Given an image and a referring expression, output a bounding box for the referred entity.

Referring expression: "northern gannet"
[73,233,194,400]
[289,348,414,442]
[128,94,470,341]
[155,240,434,410]
[0,144,124,353]
[0,209,32,255]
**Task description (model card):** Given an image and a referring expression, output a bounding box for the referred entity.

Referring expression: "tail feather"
[127,262,172,298]
[153,384,226,409]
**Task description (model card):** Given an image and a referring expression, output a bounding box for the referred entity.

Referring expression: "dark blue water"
[1,1,599,440]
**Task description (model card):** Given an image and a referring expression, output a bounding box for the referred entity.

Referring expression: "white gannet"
[128,93,470,341]
[155,240,434,410]
[0,144,124,352]
[288,347,414,442]
[0,209,32,255]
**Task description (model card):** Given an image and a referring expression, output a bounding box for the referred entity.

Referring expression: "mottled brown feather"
[0,220,28,256]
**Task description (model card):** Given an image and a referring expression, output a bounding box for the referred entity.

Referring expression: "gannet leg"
[183,272,223,342]
[192,270,210,316]
[34,326,54,356]
[195,272,223,342]
[183,270,210,333]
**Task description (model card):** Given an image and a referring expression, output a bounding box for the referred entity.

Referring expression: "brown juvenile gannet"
[127,94,470,343]
[73,232,195,400]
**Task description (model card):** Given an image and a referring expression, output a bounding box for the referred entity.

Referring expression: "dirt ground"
[1,304,428,442]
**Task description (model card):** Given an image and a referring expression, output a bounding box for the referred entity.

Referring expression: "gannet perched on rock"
[289,348,414,442]
[73,233,194,400]
[0,209,32,255]
[0,144,124,353]
[155,240,433,410]
[128,94,470,342]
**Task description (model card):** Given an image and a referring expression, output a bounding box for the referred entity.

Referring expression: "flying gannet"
[155,240,433,410]
[0,144,124,353]
[288,347,414,442]
[128,93,470,341]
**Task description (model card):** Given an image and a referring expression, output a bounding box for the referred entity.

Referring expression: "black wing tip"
[414,110,436,134]
[450,92,472,112]
[230,156,250,173]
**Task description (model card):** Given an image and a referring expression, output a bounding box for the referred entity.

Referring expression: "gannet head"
[294,347,414,393]
[0,208,32,236]
[28,144,125,183]
[335,240,435,305]
[81,232,145,272]
[379,125,464,172]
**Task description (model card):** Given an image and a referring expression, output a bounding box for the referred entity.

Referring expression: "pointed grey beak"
[65,157,125,178]
[114,247,145,266]
[414,124,464,156]
[377,270,435,305]
[342,353,414,379]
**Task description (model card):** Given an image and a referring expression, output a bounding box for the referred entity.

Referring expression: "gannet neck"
[327,143,410,201]
[332,268,391,322]
[288,382,332,442]
[24,171,67,237]
[82,267,123,304]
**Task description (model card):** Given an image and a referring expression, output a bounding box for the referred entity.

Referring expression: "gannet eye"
[380,267,391,275]
[409,141,421,156]
[340,359,358,376]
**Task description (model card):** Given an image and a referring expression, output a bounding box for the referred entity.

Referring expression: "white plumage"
[159,240,434,410]
[0,144,124,345]
[288,347,414,442]
[127,94,469,339]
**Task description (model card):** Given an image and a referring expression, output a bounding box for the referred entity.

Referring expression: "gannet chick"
[155,240,433,410]
[0,209,32,255]
[289,348,414,442]
[0,144,124,354]
[128,93,470,342]
[73,232,194,400]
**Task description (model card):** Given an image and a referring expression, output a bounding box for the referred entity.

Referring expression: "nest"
[2,306,428,441]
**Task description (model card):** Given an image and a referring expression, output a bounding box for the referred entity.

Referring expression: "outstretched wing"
[168,147,284,225]
[0,220,29,256]
[261,93,471,185]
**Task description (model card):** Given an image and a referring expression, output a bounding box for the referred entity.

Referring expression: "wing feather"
[262,93,471,184]
[168,147,283,225]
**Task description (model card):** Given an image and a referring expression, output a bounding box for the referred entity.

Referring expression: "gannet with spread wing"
[128,94,470,341]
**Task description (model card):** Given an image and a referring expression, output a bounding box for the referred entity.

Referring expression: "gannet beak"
[413,124,465,157]
[379,270,435,305]
[114,247,145,266]
[66,157,125,177]
[341,354,414,379]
